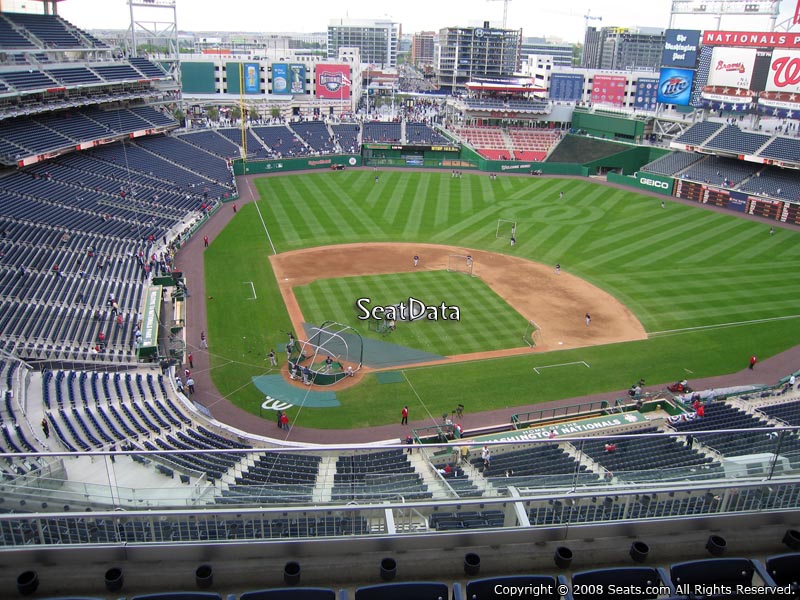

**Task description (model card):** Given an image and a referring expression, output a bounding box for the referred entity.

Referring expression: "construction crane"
[584,9,602,28]
[487,0,512,29]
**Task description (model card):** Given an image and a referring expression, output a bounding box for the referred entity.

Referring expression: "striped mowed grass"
[203,170,800,427]
[293,270,531,356]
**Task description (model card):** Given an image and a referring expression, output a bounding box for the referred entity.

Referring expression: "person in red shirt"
[749,355,757,370]
[280,412,289,431]
[697,404,705,418]
[401,406,409,425]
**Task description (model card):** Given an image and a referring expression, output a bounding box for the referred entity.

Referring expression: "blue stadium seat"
[240,588,340,600]
[669,558,772,590]
[462,575,565,599]
[764,553,800,590]
[354,582,448,600]
[131,594,223,600]
[570,567,673,600]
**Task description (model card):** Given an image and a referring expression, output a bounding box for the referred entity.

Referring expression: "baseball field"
[204,170,800,429]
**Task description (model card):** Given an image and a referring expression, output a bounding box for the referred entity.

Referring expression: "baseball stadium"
[2,0,800,598]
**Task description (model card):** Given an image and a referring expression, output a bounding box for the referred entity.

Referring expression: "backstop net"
[447,254,474,276]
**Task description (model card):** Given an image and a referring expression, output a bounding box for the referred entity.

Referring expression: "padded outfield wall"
[233,155,362,176]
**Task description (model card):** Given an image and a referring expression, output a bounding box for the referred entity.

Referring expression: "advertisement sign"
[766,49,800,94]
[706,47,757,89]
[636,172,675,195]
[590,74,627,107]
[633,78,659,110]
[315,64,352,99]
[657,67,695,105]
[288,64,306,94]
[750,48,774,91]
[272,63,289,94]
[243,63,259,94]
[549,73,585,102]
[662,29,701,68]
[702,31,800,49]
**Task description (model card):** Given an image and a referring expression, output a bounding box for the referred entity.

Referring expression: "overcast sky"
[53,0,799,43]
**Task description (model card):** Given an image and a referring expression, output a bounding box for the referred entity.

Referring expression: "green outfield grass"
[204,170,800,428]
[293,270,530,356]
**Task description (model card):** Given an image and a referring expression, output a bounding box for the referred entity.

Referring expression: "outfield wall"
[610,172,800,223]
[233,155,362,176]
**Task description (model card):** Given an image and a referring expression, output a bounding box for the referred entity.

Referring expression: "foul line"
[533,361,590,375]
[246,176,277,255]
[243,281,256,300]
[649,314,800,337]
[402,370,440,427]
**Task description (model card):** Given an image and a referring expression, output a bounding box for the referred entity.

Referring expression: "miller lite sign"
[766,49,800,94]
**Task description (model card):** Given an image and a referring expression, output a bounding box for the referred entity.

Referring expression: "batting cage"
[288,321,364,386]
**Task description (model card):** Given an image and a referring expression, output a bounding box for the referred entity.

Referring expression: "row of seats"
[21,553,800,599]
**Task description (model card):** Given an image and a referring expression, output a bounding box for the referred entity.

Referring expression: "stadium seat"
[353,582,448,600]
[130,594,223,600]
[669,558,773,589]
[764,553,800,589]
[570,567,673,600]
[461,575,565,599]
[240,589,340,600]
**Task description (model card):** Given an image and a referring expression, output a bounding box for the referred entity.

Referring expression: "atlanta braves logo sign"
[771,56,800,88]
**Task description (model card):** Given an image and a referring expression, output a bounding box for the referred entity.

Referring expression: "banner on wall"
[766,49,800,94]
[657,67,695,105]
[243,63,259,94]
[549,73,585,102]
[633,78,659,110]
[706,47,757,89]
[272,63,289,94]
[288,64,306,94]
[316,64,352,99]
[590,74,626,106]
[662,29,701,68]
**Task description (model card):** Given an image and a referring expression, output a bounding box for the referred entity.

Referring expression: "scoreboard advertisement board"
[781,202,800,224]
[707,47,757,89]
[315,64,352,99]
[591,74,627,107]
[549,73,585,102]
[766,49,800,94]
[634,78,659,110]
[673,180,747,212]
[746,196,784,220]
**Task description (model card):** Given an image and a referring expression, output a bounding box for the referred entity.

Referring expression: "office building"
[582,26,665,71]
[411,31,436,67]
[327,18,400,67]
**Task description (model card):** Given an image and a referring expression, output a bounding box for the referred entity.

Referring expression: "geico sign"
[639,177,670,189]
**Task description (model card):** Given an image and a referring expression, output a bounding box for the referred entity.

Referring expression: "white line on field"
[533,361,590,375]
[244,281,256,300]
[649,314,800,337]
[247,177,277,255]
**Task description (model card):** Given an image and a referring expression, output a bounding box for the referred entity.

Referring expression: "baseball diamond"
[200,170,800,430]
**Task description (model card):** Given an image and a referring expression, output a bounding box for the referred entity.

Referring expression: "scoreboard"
[746,197,783,220]
[674,180,748,212]
[674,179,704,202]
[781,203,800,225]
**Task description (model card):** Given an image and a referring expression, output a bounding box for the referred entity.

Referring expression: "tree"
[206,106,219,122]
[270,106,281,120]
[248,106,260,121]
[230,106,242,121]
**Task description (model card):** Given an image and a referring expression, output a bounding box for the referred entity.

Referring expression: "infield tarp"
[302,323,444,369]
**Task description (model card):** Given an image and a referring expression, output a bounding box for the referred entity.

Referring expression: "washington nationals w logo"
[771,56,800,88]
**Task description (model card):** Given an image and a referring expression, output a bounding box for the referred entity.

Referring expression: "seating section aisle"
[641,151,703,176]
[472,443,598,490]
[456,126,511,160]
[576,427,722,481]
[362,122,401,143]
[405,123,449,145]
[507,129,561,161]
[332,449,431,502]
[674,121,724,146]
[670,401,800,459]
[291,121,337,153]
[331,124,360,154]
[221,453,321,505]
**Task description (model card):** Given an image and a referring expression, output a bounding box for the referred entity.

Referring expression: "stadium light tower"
[669,0,782,31]
[487,0,512,29]
[128,0,181,92]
